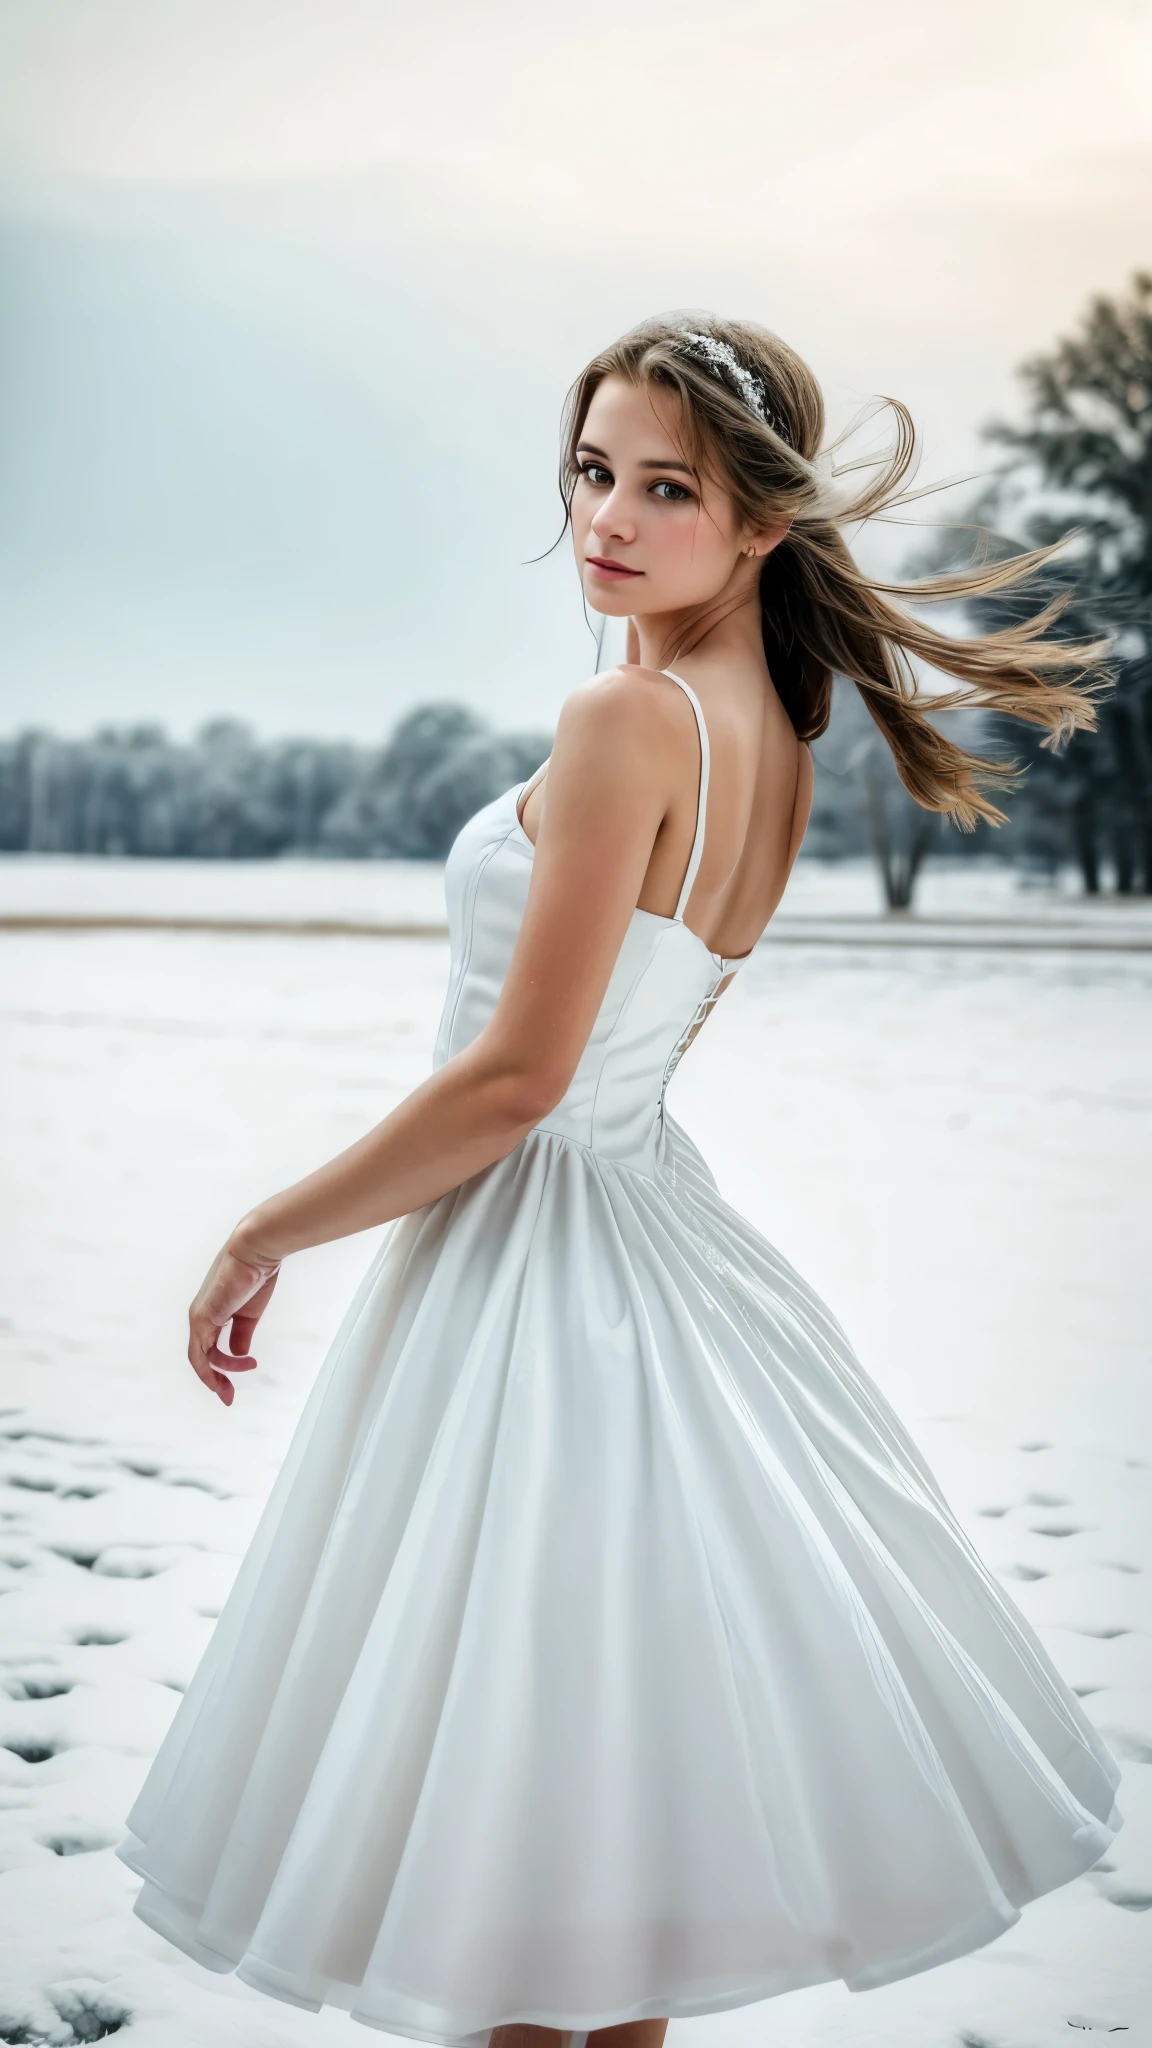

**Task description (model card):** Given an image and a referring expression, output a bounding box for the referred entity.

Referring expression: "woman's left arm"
[188,671,680,1403]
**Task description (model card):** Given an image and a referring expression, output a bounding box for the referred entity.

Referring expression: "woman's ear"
[748,515,794,560]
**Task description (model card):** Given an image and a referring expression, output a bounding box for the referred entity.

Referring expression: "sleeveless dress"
[115,670,1120,2048]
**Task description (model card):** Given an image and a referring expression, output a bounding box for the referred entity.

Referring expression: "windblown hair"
[558,312,1108,827]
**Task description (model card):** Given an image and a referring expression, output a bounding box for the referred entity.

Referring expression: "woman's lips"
[586,556,642,580]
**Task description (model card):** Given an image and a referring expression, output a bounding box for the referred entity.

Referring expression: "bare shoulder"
[553,664,687,764]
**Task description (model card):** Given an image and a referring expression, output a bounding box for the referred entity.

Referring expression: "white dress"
[115,670,1120,2048]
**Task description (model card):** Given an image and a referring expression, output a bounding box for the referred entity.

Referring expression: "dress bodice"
[432,671,748,1177]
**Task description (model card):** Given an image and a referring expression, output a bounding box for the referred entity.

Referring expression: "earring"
[746,545,757,557]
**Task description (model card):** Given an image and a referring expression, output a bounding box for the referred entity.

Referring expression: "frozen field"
[5,852,1152,946]
[1,869,1150,2046]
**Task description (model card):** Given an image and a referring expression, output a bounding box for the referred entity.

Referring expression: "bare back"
[517,663,813,964]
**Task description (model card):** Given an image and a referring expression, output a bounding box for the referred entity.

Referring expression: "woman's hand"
[188,1242,281,1405]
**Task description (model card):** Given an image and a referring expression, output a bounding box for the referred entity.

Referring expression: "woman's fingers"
[187,1322,241,1404]
[205,1336,258,1370]
[187,1324,258,1403]
[187,1250,281,1404]
[227,1268,280,1358]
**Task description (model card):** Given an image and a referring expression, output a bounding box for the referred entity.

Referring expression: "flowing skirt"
[115,1113,1120,2046]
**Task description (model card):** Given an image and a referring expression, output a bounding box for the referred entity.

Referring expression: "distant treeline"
[0,688,1049,876]
[0,705,553,862]
[0,686,908,867]
[5,674,1144,889]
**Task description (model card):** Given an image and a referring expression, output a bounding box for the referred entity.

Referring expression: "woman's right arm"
[188,670,685,1402]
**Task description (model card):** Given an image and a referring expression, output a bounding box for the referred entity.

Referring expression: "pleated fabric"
[116,700,1121,2045]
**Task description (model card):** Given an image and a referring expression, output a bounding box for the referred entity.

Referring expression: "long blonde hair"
[558,313,1108,828]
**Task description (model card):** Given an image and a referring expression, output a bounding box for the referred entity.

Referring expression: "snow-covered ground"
[0,854,450,929]
[1,872,1150,2046]
[5,851,1152,942]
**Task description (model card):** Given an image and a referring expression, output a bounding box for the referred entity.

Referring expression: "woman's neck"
[633,577,766,677]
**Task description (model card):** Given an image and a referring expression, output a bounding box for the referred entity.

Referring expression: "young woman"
[116,315,1120,2048]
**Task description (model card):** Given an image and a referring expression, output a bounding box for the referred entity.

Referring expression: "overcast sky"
[1,0,1150,740]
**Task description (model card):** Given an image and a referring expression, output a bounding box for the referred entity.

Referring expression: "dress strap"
[660,669,710,922]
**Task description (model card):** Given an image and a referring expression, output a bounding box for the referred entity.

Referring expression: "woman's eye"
[576,462,692,501]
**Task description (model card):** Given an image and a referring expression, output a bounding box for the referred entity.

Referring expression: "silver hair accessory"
[677,330,790,445]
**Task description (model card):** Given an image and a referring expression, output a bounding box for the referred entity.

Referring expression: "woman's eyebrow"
[577,439,697,476]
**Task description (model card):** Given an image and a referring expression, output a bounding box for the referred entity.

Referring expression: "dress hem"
[117,1804,1120,2048]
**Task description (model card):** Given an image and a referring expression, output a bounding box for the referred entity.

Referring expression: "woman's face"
[570,372,749,621]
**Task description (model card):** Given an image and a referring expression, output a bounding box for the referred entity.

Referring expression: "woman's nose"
[589,488,636,545]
